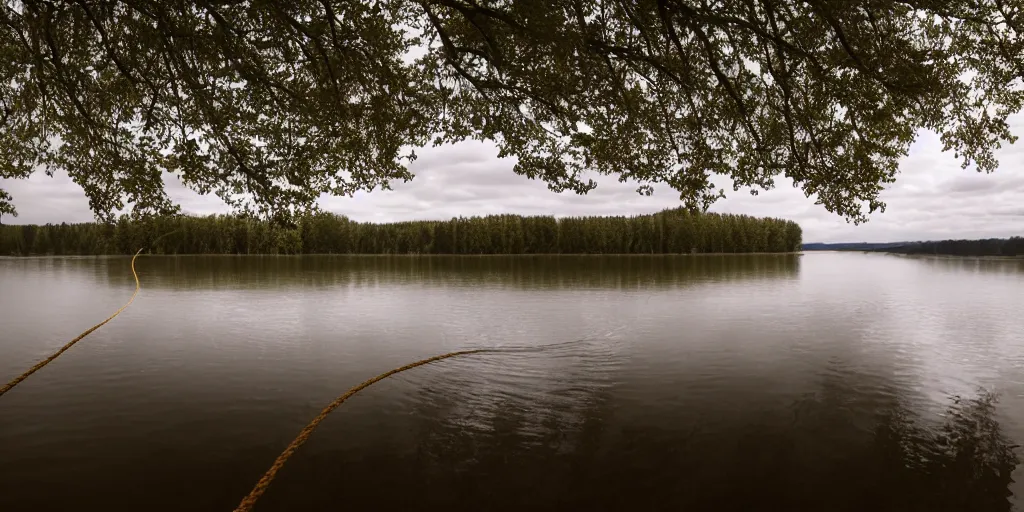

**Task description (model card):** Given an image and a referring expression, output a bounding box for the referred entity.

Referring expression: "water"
[1,253,1023,511]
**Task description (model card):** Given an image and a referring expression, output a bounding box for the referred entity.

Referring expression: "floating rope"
[0,248,143,398]
[233,348,498,512]
[235,339,593,511]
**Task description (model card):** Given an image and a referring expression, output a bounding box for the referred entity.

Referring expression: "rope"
[233,348,499,512]
[235,339,589,511]
[0,248,143,398]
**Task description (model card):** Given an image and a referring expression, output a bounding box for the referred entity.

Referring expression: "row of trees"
[0,209,802,256]
[882,238,1024,257]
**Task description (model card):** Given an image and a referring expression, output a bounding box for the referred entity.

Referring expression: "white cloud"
[3,115,1024,243]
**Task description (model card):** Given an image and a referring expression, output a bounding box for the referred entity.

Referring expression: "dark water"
[2,253,1023,511]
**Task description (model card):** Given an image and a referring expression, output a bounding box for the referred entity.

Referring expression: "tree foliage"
[0,189,15,223]
[0,208,802,255]
[2,1,1022,222]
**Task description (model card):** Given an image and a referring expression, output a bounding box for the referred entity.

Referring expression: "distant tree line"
[802,242,908,251]
[881,238,1024,257]
[0,209,801,256]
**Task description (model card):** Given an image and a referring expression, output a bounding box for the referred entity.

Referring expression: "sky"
[2,114,1023,244]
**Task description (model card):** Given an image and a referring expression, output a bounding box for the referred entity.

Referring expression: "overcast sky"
[2,114,1023,243]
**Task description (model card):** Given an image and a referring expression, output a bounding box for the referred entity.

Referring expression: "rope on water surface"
[233,348,500,512]
[234,338,594,511]
[233,339,588,511]
[0,248,143,399]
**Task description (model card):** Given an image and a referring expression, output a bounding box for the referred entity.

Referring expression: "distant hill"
[803,237,1024,257]
[802,242,912,251]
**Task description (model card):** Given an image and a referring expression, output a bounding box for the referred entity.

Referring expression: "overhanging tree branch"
[0,0,1020,224]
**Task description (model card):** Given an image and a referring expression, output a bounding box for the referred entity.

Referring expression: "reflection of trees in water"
[904,255,1024,276]
[269,351,1022,512]
[870,393,1018,511]
[79,253,800,290]
[248,335,1021,512]
[784,363,1018,511]
[331,385,1019,511]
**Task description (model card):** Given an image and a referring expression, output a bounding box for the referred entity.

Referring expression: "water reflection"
[256,348,1019,511]
[904,254,1024,276]
[2,252,1022,511]
[4,253,802,290]
[874,393,1019,511]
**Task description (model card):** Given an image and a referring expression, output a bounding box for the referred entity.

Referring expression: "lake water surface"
[2,253,1024,511]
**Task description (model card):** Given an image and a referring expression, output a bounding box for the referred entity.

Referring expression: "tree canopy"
[0,209,802,255]
[1,0,1022,222]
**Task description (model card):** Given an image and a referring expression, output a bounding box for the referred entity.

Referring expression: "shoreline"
[803,250,1023,260]
[0,252,804,258]
[884,252,1024,261]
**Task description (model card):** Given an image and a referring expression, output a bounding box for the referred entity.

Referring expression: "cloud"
[3,116,1024,244]
[991,207,1024,218]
